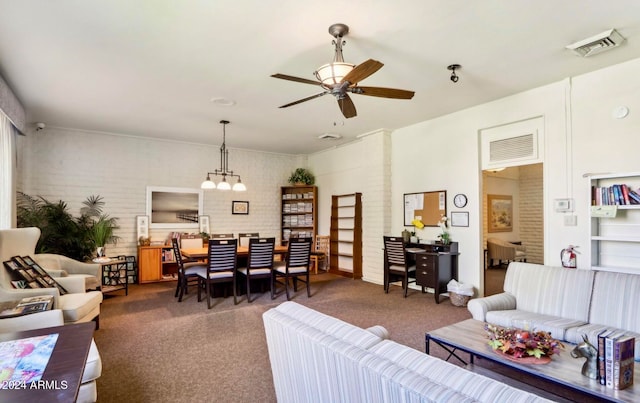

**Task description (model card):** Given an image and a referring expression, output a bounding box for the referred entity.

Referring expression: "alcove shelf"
[329,193,362,279]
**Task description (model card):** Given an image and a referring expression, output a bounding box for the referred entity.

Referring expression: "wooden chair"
[211,233,234,240]
[238,237,275,302]
[172,238,206,302]
[197,239,238,308]
[310,235,330,274]
[238,232,260,247]
[271,237,312,301]
[383,236,416,298]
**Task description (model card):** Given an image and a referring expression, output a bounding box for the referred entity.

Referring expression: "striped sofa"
[263,301,550,402]
[468,262,640,360]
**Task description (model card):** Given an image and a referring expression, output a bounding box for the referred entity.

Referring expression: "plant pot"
[96,246,106,258]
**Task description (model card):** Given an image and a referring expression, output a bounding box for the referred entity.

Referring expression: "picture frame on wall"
[136,215,149,240]
[199,215,210,233]
[232,201,249,215]
[487,194,513,232]
[450,211,469,227]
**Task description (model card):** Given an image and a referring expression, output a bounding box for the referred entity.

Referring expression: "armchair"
[0,228,103,326]
[486,237,527,268]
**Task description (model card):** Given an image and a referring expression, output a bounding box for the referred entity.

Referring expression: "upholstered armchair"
[0,228,103,326]
[0,310,101,402]
[486,237,527,267]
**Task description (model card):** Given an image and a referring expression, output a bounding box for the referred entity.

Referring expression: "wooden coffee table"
[0,321,95,403]
[426,319,638,403]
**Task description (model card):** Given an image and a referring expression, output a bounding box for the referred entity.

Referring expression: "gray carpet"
[93,273,472,402]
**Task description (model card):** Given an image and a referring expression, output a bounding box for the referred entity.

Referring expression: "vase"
[96,246,106,258]
[493,349,551,365]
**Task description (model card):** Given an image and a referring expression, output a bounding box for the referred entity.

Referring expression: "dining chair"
[238,237,275,302]
[272,237,312,301]
[197,239,238,308]
[238,232,260,247]
[172,238,206,302]
[310,235,330,274]
[383,236,416,298]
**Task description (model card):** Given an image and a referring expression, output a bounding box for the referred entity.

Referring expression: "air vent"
[489,134,534,162]
[318,133,342,140]
[566,29,625,57]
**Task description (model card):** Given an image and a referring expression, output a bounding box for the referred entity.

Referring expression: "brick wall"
[518,164,544,264]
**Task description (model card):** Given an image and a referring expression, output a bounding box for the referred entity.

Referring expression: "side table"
[99,258,129,295]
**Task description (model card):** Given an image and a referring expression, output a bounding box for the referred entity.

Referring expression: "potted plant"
[288,168,315,185]
[91,215,120,257]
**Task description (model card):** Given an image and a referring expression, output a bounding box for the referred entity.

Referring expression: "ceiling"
[1,1,639,155]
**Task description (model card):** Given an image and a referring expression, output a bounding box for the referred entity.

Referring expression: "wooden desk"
[181,245,289,260]
[0,321,95,403]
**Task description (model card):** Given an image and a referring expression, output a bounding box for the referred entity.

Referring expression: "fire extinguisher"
[560,245,579,268]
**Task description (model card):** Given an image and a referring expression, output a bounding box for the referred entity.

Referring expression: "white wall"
[309,57,640,295]
[17,127,302,257]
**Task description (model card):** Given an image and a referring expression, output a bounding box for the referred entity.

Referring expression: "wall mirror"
[146,186,203,229]
[404,190,447,226]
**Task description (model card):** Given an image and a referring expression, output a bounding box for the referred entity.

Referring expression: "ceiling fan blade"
[342,59,384,84]
[337,94,357,119]
[352,86,415,99]
[279,91,329,108]
[271,73,321,86]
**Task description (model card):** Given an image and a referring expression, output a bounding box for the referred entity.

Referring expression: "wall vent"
[489,134,534,162]
[566,29,625,57]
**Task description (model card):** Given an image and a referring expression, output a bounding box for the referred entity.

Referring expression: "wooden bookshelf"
[330,193,362,279]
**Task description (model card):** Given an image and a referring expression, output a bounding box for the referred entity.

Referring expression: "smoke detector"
[318,133,342,140]
[566,29,625,57]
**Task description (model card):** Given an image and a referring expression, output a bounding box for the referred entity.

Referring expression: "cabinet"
[137,245,177,283]
[413,242,459,304]
[281,185,317,246]
[329,193,362,279]
[589,172,640,273]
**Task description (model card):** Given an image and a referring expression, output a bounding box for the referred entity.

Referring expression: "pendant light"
[200,120,246,191]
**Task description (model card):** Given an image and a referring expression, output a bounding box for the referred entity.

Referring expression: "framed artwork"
[451,211,469,227]
[146,186,203,229]
[232,201,249,215]
[488,194,513,232]
[199,215,210,233]
[136,215,149,240]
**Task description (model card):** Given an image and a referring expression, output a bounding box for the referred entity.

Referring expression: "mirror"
[146,186,203,229]
[404,190,447,226]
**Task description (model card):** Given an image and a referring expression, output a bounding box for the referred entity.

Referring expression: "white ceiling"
[1,1,639,154]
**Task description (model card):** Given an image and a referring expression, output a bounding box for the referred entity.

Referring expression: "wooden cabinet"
[137,245,177,283]
[588,172,640,273]
[281,185,317,246]
[413,241,459,303]
[330,193,362,279]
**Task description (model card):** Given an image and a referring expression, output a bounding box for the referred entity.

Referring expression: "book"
[605,331,626,388]
[613,335,635,390]
[598,329,614,385]
[0,295,53,318]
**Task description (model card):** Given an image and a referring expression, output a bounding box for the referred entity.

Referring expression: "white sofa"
[468,262,640,360]
[0,228,103,326]
[263,301,550,402]
[0,310,101,402]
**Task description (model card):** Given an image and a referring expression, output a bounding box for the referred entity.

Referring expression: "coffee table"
[0,321,95,403]
[426,319,638,403]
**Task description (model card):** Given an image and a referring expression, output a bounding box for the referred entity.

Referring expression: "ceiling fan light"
[217,179,231,190]
[315,62,355,86]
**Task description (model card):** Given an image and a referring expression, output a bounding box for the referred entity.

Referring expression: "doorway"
[482,163,544,295]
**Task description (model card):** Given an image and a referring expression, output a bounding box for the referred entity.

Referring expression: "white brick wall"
[16,127,301,258]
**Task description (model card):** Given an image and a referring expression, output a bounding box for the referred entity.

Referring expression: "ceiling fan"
[271,23,415,119]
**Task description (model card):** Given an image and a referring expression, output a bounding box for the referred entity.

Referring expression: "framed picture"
[488,194,513,233]
[11,256,28,268]
[146,186,203,229]
[136,215,149,240]
[451,211,469,227]
[199,215,210,233]
[232,201,249,215]
[3,260,19,271]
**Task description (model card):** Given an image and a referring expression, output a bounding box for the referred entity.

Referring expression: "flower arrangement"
[437,215,450,244]
[410,219,424,241]
[485,323,564,360]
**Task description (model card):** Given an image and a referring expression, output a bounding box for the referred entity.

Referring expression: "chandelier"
[200,120,246,191]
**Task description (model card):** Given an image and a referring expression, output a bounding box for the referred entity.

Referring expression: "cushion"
[58,291,103,322]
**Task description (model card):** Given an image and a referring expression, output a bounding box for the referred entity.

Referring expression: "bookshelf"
[281,185,317,246]
[329,193,362,279]
[137,245,177,283]
[589,172,640,274]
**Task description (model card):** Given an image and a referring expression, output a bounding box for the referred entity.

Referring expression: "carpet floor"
[93,273,473,402]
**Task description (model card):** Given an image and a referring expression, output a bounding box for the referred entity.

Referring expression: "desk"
[181,245,289,260]
[0,321,95,403]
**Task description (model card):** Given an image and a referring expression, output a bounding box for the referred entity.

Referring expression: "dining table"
[180,244,289,260]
